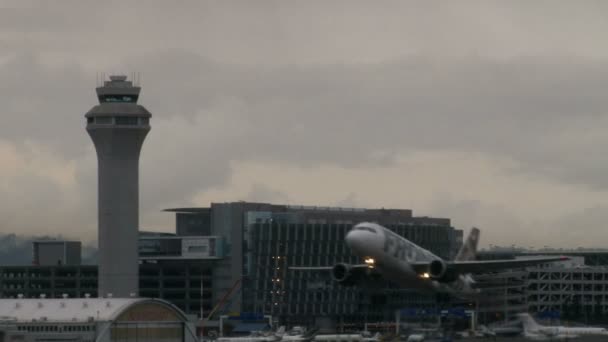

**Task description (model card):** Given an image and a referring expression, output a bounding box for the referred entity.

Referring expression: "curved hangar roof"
[0,298,187,323]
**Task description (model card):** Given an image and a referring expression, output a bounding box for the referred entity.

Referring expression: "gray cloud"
[245,183,290,203]
[430,194,608,249]
[0,2,608,246]
[131,52,608,188]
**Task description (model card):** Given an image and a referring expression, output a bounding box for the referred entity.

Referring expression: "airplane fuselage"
[518,313,608,339]
[346,222,475,295]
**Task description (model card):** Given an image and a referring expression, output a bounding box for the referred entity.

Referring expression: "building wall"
[0,263,213,319]
[176,211,212,236]
[65,242,82,266]
[33,241,81,266]
[139,261,214,316]
[527,266,608,321]
[473,270,528,324]
[209,203,288,317]
[0,266,98,299]
[478,251,608,323]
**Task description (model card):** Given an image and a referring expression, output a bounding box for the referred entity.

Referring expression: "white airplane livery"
[518,313,608,340]
[292,222,567,297]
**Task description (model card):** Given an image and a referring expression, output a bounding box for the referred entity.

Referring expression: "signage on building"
[182,237,223,259]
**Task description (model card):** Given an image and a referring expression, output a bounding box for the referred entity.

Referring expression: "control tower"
[85,75,151,297]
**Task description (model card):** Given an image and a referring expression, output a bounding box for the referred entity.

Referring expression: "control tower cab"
[85,75,151,298]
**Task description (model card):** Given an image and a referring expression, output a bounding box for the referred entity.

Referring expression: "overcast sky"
[1,1,608,248]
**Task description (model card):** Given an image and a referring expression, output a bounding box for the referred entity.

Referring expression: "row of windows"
[18,325,94,333]
[250,223,456,258]
[98,94,138,103]
[255,242,354,257]
[86,116,149,126]
[0,271,97,278]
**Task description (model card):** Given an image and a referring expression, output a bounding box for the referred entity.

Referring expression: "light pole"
[200,277,204,341]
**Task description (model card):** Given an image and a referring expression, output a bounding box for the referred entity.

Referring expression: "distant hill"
[0,233,98,266]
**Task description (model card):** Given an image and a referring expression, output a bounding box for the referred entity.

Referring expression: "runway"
[457,338,608,342]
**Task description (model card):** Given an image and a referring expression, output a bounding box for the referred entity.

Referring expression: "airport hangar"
[0,201,464,330]
[0,297,197,342]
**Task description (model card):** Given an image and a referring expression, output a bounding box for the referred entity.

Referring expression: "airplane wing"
[289,264,369,271]
[409,256,568,275]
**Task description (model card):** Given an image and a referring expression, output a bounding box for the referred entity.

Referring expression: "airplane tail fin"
[517,313,542,332]
[455,227,480,261]
[275,326,286,336]
[478,325,496,337]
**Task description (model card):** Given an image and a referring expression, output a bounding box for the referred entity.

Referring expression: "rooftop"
[0,297,179,323]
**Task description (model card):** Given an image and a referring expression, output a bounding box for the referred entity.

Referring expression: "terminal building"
[0,202,463,330]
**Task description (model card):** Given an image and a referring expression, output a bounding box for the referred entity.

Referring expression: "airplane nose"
[345,229,364,252]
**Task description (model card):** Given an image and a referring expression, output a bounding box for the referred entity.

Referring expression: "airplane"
[291,222,568,297]
[313,332,379,342]
[518,313,608,340]
[281,327,319,342]
[216,327,286,342]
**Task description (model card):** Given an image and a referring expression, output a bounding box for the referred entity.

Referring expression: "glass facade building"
[242,213,461,327]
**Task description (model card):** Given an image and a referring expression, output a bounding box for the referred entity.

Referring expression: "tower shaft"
[93,130,147,297]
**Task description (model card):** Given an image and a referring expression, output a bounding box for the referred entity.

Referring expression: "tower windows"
[88,116,147,125]
[95,117,112,125]
[98,95,138,103]
[115,116,139,125]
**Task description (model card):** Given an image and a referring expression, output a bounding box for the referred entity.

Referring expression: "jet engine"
[331,263,363,286]
[428,259,459,283]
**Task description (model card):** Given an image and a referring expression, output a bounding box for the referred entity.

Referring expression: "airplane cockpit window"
[354,226,377,233]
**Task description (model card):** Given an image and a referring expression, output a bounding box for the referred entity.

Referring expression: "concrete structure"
[0,265,98,299]
[85,75,151,298]
[526,257,608,320]
[0,297,197,342]
[33,240,81,266]
[478,250,608,323]
[473,270,528,324]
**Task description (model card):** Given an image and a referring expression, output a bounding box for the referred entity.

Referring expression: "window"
[115,116,139,125]
[188,246,208,253]
[354,226,377,234]
[94,117,112,125]
[99,95,137,103]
